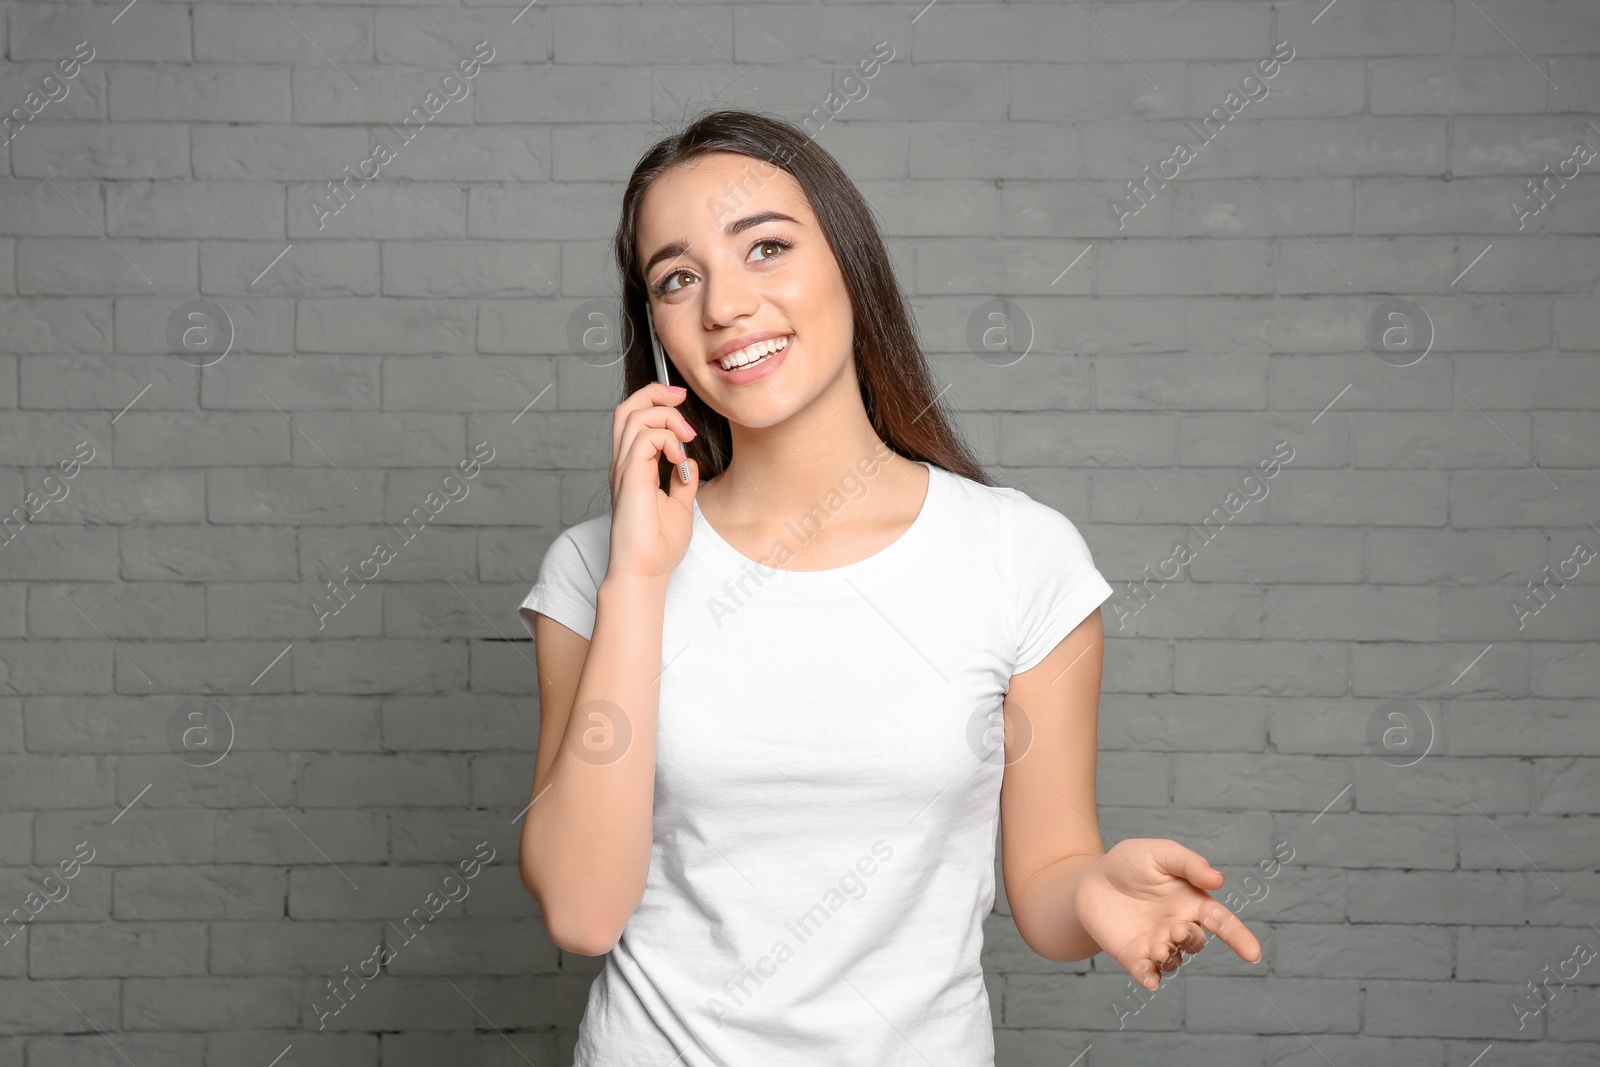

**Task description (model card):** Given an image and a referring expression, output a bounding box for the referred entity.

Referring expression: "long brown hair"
[611,107,995,493]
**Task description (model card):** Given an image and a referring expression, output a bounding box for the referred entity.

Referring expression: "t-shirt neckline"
[689,460,947,595]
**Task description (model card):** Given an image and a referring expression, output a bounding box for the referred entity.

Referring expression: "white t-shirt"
[517,460,1113,1067]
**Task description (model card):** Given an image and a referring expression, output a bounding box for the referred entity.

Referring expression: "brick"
[211,921,385,975]
[35,809,213,865]
[1190,60,1364,119]
[301,754,470,810]
[462,752,533,809]
[27,581,203,639]
[214,808,388,865]
[28,1034,203,1064]
[380,242,557,298]
[112,641,296,695]
[1366,978,1537,1038]
[381,918,554,975]
[378,11,546,65]
[383,355,557,411]
[1090,4,1270,61]
[297,298,474,354]
[29,921,207,976]
[123,977,297,1030]
[380,1031,559,1065]
[115,295,296,354]
[209,469,386,526]
[1350,870,1523,921]
[192,127,372,182]
[11,5,188,61]
[1351,412,1535,468]
[1001,412,1174,467]
[382,582,531,639]
[287,863,480,920]
[120,526,297,581]
[286,185,462,241]
[1185,977,1360,1033]
[1098,240,1275,295]
[10,125,189,180]
[1371,57,1551,114]
[1175,753,1352,809]
[298,525,476,584]
[204,1031,375,1066]
[387,811,517,863]
[1352,641,1530,698]
[117,753,295,807]
[199,354,381,409]
[1457,1,1600,55]
[107,182,282,239]
[114,413,288,467]
[196,7,372,64]
[0,865,109,920]
[27,469,204,526]
[476,66,649,124]
[1174,178,1353,237]
[0,980,118,1034]
[1276,923,1453,978]
[291,641,468,695]
[113,865,288,920]
[1536,760,1600,813]
[210,581,383,639]
[109,66,289,123]
[1278,0,1453,56]
[1008,67,1185,123]
[18,238,196,295]
[295,975,466,1031]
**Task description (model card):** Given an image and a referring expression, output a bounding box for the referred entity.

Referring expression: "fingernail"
[686,424,698,439]
[668,385,687,395]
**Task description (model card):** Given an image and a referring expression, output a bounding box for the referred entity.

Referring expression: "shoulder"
[520,511,613,640]
[935,467,1084,548]
[945,472,1101,595]
[542,511,612,579]
[558,510,612,552]
[1000,484,1089,545]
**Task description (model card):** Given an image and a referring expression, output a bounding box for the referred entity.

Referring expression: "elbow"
[1007,863,1102,964]
[550,917,620,957]
[1016,922,1087,964]
[1011,905,1068,963]
[540,899,621,956]
[520,864,621,956]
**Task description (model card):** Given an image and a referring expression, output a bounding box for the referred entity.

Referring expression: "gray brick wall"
[1,0,1597,1063]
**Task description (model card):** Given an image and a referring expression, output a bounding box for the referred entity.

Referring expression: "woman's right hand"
[606,382,700,582]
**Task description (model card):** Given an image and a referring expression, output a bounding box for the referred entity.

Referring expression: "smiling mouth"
[717,334,791,372]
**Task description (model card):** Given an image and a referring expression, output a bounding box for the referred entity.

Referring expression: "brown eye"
[654,269,692,296]
[749,238,792,263]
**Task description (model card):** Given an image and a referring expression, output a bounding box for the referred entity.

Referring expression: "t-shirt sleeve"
[517,526,603,641]
[1007,492,1114,676]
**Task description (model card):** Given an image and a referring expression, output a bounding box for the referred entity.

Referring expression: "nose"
[698,254,761,334]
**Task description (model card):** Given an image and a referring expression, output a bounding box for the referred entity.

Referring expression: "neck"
[705,365,915,522]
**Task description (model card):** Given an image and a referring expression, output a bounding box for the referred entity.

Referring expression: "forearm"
[521,571,669,951]
[1009,852,1105,963]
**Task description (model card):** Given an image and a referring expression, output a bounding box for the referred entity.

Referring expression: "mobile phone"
[645,303,692,485]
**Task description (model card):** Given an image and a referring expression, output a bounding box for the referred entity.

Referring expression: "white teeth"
[719,335,790,371]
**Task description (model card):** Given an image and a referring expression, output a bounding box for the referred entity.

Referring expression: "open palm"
[1074,837,1263,990]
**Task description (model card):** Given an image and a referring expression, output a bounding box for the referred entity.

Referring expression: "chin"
[720,401,798,431]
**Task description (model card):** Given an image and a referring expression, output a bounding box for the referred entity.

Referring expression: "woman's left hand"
[1072,837,1263,990]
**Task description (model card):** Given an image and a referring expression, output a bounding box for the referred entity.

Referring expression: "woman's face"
[635,151,856,429]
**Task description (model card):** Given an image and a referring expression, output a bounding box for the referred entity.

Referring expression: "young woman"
[517,108,1262,1066]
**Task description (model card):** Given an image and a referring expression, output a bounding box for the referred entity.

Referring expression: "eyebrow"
[642,211,804,281]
